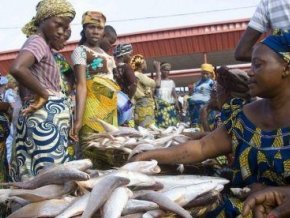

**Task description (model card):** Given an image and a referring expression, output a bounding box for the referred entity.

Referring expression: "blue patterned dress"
[207,98,290,217]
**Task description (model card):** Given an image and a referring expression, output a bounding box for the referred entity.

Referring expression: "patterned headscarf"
[82,11,106,28]
[113,43,133,58]
[160,62,172,71]
[22,0,75,36]
[261,29,290,63]
[201,63,215,79]
[216,66,250,99]
[130,54,145,71]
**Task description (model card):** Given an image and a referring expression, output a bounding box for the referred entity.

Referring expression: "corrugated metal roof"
[0,18,249,74]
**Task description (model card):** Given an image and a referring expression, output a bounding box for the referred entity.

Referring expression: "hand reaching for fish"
[128,152,145,163]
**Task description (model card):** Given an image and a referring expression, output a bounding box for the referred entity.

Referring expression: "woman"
[9,0,75,181]
[155,62,180,128]
[0,76,11,182]
[130,30,290,217]
[188,63,215,127]
[113,43,136,126]
[52,27,77,160]
[70,11,121,169]
[130,55,161,128]
[200,67,251,132]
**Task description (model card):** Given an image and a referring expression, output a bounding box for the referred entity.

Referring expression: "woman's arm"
[153,61,161,88]
[171,86,181,112]
[200,105,211,132]
[124,64,137,99]
[130,126,232,164]
[70,64,87,141]
[10,51,49,99]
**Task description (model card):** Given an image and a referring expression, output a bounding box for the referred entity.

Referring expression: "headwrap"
[22,0,75,37]
[130,54,145,71]
[261,29,290,63]
[113,43,133,58]
[216,66,250,99]
[160,62,172,71]
[82,11,106,28]
[201,63,215,79]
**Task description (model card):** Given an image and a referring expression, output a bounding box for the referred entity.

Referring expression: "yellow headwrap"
[130,54,145,71]
[201,63,215,79]
[22,0,75,37]
[82,11,106,28]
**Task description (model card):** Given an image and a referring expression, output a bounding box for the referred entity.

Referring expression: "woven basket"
[83,146,129,170]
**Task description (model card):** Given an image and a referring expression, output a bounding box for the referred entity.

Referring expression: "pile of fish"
[82,120,198,167]
[0,159,229,218]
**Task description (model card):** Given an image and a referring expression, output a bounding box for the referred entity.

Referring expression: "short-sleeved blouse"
[71,45,116,80]
[221,98,290,187]
[20,35,61,99]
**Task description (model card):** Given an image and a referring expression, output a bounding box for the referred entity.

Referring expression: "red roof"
[0,18,249,74]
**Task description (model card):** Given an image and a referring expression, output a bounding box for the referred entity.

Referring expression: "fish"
[96,118,119,132]
[161,126,176,135]
[102,187,133,218]
[162,182,218,206]
[6,196,30,206]
[56,193,90,218]
[111,170,157,187]
[185,190,220,208]
[137,191,192,218]
[120,160,161,174]
[128,144,162,160]
[77,169,156,190]
[121,213,143,218]
[121,199,159,215]
[3,166,90,189]
[3,183,75,202]
[62,159,93,171]
[130,182,164,192]
[152,175,229,191]
[142,209,166,218]
[81,176,130,218]
[7,196,75,218]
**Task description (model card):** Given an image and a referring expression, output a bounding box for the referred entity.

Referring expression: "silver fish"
[111,170,157,187]
[7,197,75,218]
[120,160,161,174]
[81,176,130,218]
[5,183,75,202]
[162,182,218,206]
[103,187,133,218]
[121,199,159,216]
[56,193,90,218]
[4,166,90,189]
[152,175,229,191]
[137,191,192,218]
[142,209,166,218]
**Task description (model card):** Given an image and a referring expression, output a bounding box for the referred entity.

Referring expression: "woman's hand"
[22,95,48,116]
[69,120,82,142]
[153,60,161,72]
[128,153,146,163]
[243,186,290,218]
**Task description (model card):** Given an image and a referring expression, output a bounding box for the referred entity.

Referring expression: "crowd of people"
[1,0,290,217]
